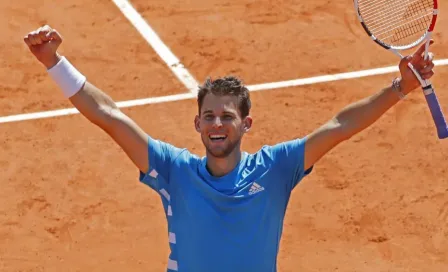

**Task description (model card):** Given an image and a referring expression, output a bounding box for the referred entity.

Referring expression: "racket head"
[354,0,438,51]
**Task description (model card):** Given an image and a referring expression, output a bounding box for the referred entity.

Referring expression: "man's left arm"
[303,42,436,171]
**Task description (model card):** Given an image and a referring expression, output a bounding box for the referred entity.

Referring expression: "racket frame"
[353,0,448,139]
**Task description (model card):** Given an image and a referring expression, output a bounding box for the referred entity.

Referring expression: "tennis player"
[24,25,436,272]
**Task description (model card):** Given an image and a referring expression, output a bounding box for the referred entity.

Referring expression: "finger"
[399,55,413,71]
[30,29,45,45]
[425,52,435,65]
[422,71,435,80]
[33,34,43,45]
[46,29,62,43]
[421,62,435,74]
[412,55,434,71]
[28,32,38,46]
[39,25,52,42]
[413,39,435,58]
[23,36,32,47]
[41,25,52,32]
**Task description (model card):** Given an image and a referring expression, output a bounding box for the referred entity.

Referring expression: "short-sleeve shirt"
[139,136,312,272]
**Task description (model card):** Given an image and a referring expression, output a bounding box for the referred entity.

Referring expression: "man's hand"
[24,25,62,69]
[303,40,438,171]
[399,40,436,95]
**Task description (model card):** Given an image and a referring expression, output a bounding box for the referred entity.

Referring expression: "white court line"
[0,93,195,124]
[1,59,447,125]
[248,60,447,92]
[111,0,199,94]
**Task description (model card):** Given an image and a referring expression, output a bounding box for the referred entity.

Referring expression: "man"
[24,25,435,272]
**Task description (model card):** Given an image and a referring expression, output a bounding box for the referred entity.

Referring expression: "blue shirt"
[139,136,312,272]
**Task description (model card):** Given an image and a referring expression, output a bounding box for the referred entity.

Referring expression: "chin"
[208,148,233,158]
[206,142,240,159]
[203,142,229,157]
[201,134,241,158]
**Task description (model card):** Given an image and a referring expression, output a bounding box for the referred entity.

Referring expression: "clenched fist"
[24,25,63,69]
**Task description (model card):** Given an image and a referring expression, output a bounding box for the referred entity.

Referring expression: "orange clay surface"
[1,0,448,271]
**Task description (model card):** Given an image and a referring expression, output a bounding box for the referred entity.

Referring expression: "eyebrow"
[202,110,236,115]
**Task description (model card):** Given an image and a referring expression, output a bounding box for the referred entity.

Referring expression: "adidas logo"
[248,182,265,195]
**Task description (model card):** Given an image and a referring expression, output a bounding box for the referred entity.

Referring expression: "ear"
[194,115,201,133]
[242,116,253,133]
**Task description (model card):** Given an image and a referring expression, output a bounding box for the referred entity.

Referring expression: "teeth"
[210,135,226,139]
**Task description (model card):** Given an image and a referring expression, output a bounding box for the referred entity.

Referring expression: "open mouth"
[209,134,227,142]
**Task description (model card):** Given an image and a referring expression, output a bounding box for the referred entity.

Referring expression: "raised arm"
[24,25,150,173]
[303,41,436,171]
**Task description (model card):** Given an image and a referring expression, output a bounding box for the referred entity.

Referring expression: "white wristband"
[47,56,86,98]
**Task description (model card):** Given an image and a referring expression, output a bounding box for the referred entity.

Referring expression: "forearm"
[69,81,119,128]
[46,54,119,129]
[335,83,402,139]
[25,25,151,173]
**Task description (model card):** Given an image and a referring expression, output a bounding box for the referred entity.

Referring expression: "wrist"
[391,77,406,100]
[47,56,86,98]
[397,77,420,96]
[43,53,62,70]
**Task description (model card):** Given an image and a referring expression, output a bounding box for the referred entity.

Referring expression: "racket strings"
[362,0,431,32]
[361,0,425,28]
[358,0,433,47]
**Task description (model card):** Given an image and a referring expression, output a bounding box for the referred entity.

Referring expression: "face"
[195,93,252,158]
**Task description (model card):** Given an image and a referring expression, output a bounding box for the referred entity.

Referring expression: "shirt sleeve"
[139,136,185,191]
[270,138,313,190]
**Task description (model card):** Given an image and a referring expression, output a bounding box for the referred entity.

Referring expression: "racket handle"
[422,85,448,139]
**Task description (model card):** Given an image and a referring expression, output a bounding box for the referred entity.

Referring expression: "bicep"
[270,138,310,190]
[304,118,348,170]
[68,81,151,173]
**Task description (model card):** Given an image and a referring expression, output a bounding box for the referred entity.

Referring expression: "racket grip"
[423,85,448,139]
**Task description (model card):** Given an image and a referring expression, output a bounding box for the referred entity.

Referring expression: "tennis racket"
[354,0,448,139]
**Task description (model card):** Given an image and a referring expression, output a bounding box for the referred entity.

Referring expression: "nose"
[212,117,223,128]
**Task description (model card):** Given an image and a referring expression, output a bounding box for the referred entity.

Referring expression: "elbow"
[332,117,356,142]
[89,105,120,132]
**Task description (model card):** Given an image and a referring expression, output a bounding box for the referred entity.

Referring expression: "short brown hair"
[197,76,251,118]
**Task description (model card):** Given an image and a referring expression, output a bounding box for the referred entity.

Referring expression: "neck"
[205,148,242,177]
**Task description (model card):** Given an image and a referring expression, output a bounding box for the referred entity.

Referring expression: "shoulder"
[244,143,281,169]
[174,148,201,163]
[147,136,201,168]
[169,147,203,171]
[256,138,306,159]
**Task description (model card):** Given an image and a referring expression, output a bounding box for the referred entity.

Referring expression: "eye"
[204,114,214,120]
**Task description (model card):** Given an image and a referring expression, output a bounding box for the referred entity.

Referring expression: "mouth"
[208,134,228,142]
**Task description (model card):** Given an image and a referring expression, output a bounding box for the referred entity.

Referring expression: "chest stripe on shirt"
[157,181,178,270]
[168,258,178,271]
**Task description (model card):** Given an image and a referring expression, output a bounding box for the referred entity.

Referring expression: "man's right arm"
[24,25,150,173]
[69,81,150,173]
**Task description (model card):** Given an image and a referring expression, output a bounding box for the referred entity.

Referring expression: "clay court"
[1,0,448,271]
